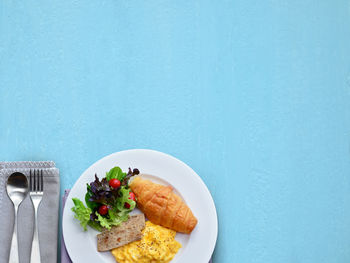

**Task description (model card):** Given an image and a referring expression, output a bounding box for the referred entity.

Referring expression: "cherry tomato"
[129,192,136,201]
[124,202,131,209]
[98,205,108,215]
[109,178,121,188]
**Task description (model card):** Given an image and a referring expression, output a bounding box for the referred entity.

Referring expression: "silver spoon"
[6,172,29,263]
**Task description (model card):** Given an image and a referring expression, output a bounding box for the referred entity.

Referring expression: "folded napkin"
[0,161,60,263]
[61,190,72,263]
[61,190,213,263]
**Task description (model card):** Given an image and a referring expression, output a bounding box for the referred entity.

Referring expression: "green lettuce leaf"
[88,220,103,232]
[95,210,129,230]
[106,166,126,182]
[84,184,102,230]
[85,184,99,211]
[116,186,136,212]
[71,198,92,231]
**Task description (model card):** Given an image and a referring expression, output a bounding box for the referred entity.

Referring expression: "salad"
[71,166,140,231]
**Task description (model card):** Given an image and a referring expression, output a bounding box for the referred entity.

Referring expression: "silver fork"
[29,169,43,263]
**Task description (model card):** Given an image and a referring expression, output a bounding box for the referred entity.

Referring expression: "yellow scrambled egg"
[111,221,182,263]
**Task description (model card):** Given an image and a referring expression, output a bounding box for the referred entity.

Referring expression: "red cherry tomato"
[98,205,108,215]
[109,178,121,188]
[129,192,136,201]
[124,202,131,209]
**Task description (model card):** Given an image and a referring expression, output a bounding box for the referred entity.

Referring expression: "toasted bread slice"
[97,214,145,252]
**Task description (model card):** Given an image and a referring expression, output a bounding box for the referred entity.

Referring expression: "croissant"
[129,177,198,234]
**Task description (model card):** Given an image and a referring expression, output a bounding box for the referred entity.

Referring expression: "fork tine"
[36,170,39,192]
[34,170,36,192]
[33,170,36,192]
[29,170,32,191]
[40,170,43,192]
[31,170,33,191]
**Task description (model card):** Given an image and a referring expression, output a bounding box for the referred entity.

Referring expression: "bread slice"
[97,214,145,252]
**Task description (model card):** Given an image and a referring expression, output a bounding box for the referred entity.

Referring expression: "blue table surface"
[1,1,350,262]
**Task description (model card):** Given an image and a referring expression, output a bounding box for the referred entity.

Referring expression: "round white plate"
[62,149,218,263]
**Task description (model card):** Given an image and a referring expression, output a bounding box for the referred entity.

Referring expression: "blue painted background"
[1,1,350,262]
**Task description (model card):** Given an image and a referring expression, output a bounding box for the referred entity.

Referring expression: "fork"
[29,169,43,263]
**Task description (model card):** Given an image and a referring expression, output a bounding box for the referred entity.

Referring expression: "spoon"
[6,172,29,263]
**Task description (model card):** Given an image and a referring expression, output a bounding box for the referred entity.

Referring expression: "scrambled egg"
[112,221,182,263]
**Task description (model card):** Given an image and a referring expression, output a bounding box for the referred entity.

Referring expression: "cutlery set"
[6,170,44,263]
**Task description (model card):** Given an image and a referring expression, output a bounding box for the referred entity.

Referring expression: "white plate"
[62,149,218,263]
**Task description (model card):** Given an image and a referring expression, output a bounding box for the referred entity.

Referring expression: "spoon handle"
[9,205,19,263]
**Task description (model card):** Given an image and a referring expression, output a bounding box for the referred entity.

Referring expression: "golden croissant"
[129,177,198,234]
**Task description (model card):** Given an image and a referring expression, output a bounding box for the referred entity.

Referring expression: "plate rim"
[62,148,218,262]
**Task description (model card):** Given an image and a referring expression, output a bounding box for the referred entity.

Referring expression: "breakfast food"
[72,167,199,262]
[111,221,182,263]
[130,177,197,234]
[97,214,146,251]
